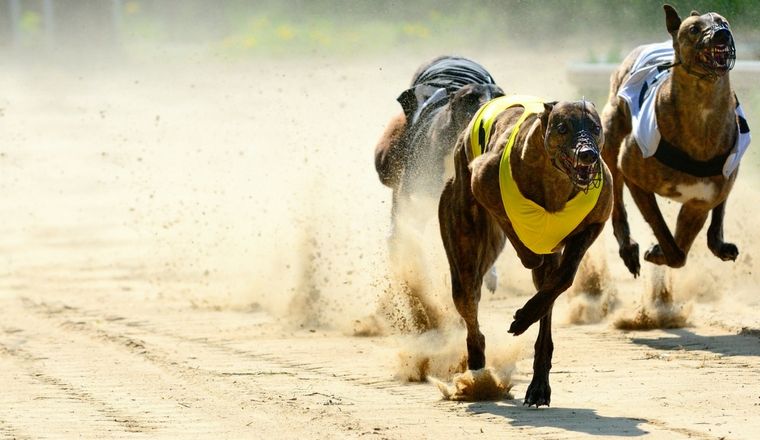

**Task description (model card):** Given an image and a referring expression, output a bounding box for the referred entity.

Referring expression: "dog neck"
[658,66,736,161]
[510,118,578,213]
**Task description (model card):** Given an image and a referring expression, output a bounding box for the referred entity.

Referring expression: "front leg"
[524,309,554,407]
[605,146,640,277]
[601,105,639,277]
[508,223,604,336]
[707,201,739,261]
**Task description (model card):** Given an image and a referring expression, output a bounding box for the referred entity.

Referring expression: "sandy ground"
[1,48,760,439]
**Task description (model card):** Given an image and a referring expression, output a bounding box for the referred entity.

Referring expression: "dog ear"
[663,4,682,35]
[540,101,556,129]
[690,10,700,16]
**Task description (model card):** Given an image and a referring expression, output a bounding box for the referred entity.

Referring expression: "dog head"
[450,83,505,129]
[540,100,603,191]
[664,4,735,78]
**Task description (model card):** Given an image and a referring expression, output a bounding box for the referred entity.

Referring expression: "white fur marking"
[670,182,717,203]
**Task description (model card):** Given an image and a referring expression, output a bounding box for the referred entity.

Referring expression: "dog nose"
[577,146,599,165]
[713,28,732,45]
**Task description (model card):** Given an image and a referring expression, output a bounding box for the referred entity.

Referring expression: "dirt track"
[1,52,760,439]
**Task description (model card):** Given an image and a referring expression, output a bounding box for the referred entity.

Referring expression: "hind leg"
[624,180,685,268]
[707,201,739,261]
[644,202,709,268]
[376,113,409,260]
[374,113,407,188]
[439,178,505,370]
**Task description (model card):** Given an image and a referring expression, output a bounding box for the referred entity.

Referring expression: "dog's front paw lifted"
[523,377,551,407]
[508,308,532,336]
[712,242,739,262]
[619,241,640,278]
[508,294,549,336]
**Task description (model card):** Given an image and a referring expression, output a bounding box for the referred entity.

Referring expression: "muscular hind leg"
[439,179,505,370]
[644,202,709,268]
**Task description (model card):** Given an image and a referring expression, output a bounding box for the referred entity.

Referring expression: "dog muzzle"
[555,131,602,192]
[696,22,736,75]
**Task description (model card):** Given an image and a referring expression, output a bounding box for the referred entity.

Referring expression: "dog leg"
[525,308,555,407]
[649,202,709,267]
[707,201,739,261]
[440,204,504,368]
[522,254,559,407]
[602,104,639,277]
[643,204,708,268]
[439,152,505,369]
[509,223,604,336]
[625,181,686,268]
[611,174,640,277]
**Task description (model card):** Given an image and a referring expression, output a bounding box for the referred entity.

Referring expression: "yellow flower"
[276,24,296,41]
[125,1,141,15]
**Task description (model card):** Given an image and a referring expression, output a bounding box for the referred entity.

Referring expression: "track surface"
[1,53,759,439]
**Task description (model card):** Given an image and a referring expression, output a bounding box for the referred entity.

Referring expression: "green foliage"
[10,1,760,57]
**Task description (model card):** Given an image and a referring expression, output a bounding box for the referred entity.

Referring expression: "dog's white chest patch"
[667,182,717,203]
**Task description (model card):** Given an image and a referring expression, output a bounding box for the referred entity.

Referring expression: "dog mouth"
[556,144,602,192]
[572,163,599,187]
[698,44,735,74]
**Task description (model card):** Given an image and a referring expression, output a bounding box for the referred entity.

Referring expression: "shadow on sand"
[466,400,648,437]
[629,328,760,357]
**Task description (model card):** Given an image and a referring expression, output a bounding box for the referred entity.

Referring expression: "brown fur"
[603,5,740,277]
[438,100,612,406]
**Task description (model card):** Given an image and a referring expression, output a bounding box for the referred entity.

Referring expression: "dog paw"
[645,244,685,268]
[714,242,739,261]
[643,244,665,265]
[508,297,547,336]
[619,242,640,278]
[508,310,530,336]
[523,377,551,407]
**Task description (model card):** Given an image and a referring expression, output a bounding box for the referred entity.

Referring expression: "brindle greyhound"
[439,96,612,406]
[375,56,503,254]
[603,5,749,277]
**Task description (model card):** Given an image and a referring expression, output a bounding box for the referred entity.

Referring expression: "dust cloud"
[395,327,523,401]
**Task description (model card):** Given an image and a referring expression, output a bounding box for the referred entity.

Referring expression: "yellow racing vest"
[469,95,603,254]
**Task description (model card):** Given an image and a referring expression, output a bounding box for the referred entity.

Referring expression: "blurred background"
[2,0,760,60]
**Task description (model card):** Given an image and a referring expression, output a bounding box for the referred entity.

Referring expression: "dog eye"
[689,25,700,35]
[556,123,568,135]
[592,124,601,135]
